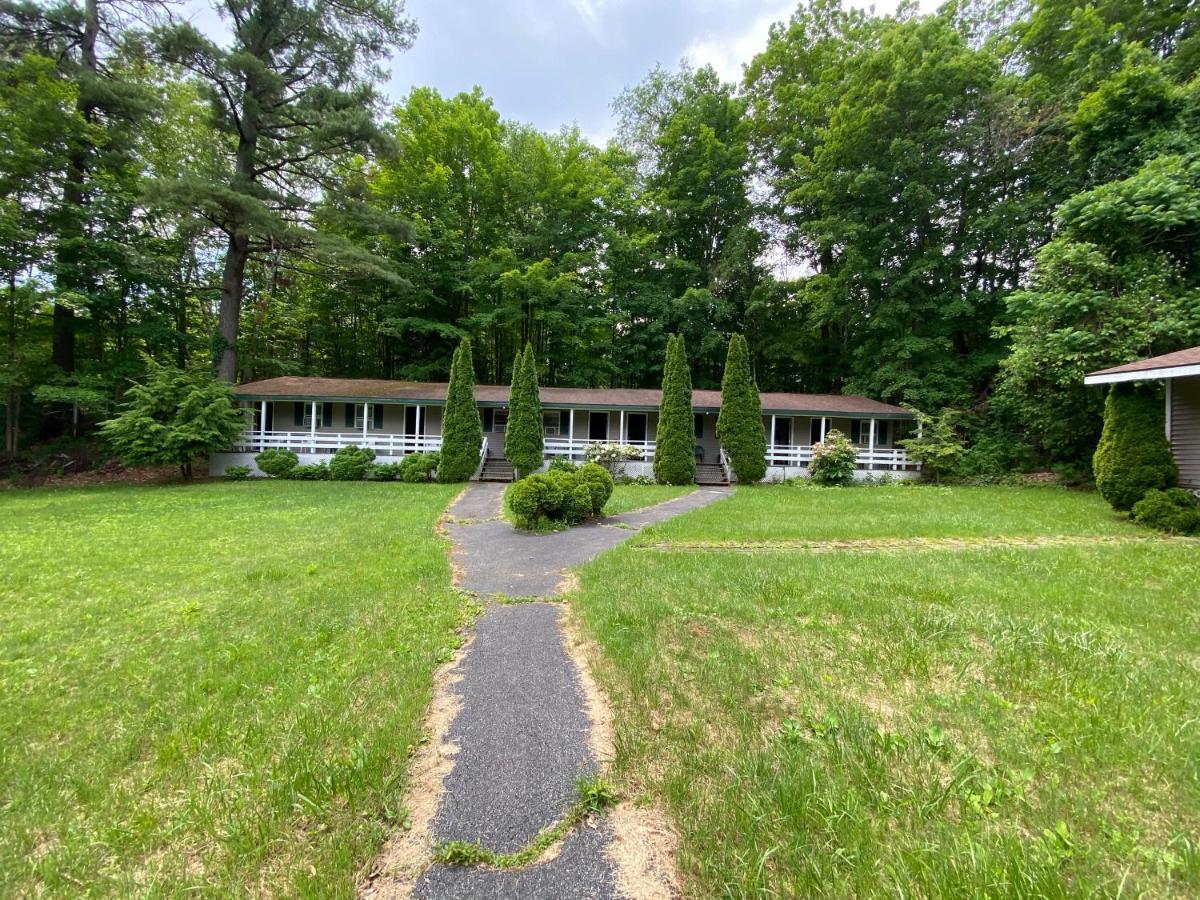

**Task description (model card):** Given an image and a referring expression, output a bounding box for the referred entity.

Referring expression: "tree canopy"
[4,0,1198,477]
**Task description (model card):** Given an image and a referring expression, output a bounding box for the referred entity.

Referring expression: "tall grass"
[574,487,1200,897]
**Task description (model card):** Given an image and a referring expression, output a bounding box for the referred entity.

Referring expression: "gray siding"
[1171,376,1200,487]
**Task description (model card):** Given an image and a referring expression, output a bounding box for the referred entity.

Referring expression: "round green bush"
[254,448,299,478]
[577,462,614,515]
[329,445,376,481]
[567,483,593,524]
[290,462,329,480]
[400,452,439,483]
[506,473,566,528]
[371,462,403,481]
[810,429,858,486]
[1094,385,1176,511]
[1131,488,1200,534]
[223,465,252,480]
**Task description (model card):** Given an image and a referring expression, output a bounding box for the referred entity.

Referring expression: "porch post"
[569,408,575,459]
[619,409,625,444]
[820,416,827,442]
[362,402,369,442]
[259,400,267,450]
[867,418,876,471]
[310,401,317,452]
[770,414,777,463]
[416,405,423,451]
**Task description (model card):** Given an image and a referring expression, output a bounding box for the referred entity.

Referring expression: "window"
[294,402,331,428]
[852,420,884,446]
[810,418,823,445]
[405,405,423,435]
[481,408,508,433]
[694,414,705,439]
[543,410,570,436]
[349,404,381,430]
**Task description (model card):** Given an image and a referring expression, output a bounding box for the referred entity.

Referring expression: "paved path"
[411,483,729,898]
[445,485,731,596]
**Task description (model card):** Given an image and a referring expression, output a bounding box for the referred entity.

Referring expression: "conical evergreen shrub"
[653,334,697,485]
[437,338,483,482]
[506,343,544,477]
[1093,383,1176,510]
[717,334,766,483]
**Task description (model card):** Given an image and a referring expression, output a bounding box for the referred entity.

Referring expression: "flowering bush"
[809,429,858,486]
[584,443,644,475]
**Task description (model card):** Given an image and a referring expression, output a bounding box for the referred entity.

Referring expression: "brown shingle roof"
[233,376,914,418]
[1087,346,1200,378]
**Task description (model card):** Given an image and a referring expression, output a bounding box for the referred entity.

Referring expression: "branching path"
[363,483,730,899]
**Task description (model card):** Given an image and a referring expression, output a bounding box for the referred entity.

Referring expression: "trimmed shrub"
[717,334,766,483]
[810,429,858,486]
[654,334,697,485]
[566,483,593,524]
[371,462,404,481]
[290,462,330,480]
[255,448,299,478]
[438,338,483,482]
[224,465,251,480]
[505,464,612,529]
[1131,488,1200,534]
[400,451,440,483]
[329,444,375,481]
[505,344,544,477]
[506,473,567,528]
[577,462,615,516]
[1094,384,1176,511]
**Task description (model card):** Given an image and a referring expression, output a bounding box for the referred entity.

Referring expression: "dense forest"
[2,0,1199,474]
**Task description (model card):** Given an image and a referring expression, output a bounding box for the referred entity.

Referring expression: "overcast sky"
[389,0,944,142]
[183,0,941,144]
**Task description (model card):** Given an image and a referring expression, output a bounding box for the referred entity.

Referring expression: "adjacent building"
[1085,346,1200,489]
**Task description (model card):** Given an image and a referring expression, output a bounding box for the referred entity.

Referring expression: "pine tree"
[505,344,543,477]
[438,338,483,482]
[653,334,697,485]
[717,334,766,482]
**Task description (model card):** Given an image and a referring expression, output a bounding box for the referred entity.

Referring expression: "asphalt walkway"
[411,482,729,898]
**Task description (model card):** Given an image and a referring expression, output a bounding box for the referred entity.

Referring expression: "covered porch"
[232,399,443,457]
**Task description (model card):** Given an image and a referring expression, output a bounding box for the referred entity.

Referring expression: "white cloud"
[680,0,793,83]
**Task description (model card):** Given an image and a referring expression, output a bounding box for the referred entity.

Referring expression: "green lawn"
[603,483,693,517]
[648,483,1134,543]
[572,485,1200,898]
[0,481,469,896]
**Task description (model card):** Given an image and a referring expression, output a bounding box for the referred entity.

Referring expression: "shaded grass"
[647,483,1135,543]
[573,486,1200,898]
[0,480,468,896]
[603,483,693,517]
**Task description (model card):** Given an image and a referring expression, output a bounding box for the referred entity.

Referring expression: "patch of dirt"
[5,459,184,489]
[640,533,1199,554]
[360,634,473,899]
[560,609,682,899]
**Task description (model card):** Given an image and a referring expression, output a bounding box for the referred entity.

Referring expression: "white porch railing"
[233,430,443,457]
[543,437,657,461]
[766,444,916,470]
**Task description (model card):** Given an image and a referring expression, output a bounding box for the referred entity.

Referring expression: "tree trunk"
[52,0,100,375]
[214,82,259,383]
[217,230,250,381]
